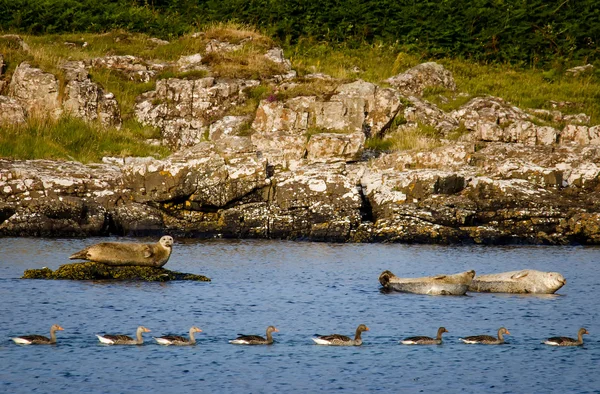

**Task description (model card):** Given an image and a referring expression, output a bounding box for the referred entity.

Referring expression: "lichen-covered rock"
[22,262,210,281]
[208,115,250,140]
[404,96,459,135]
[91,55,166,82]
[0,95,26,125]
[306,132,365,163]
[560,125,600,145]
[9,62,62,119]
[176,54,206,72]
[251,132,306,170]
[121,142,267,207]
[135,77,259,149]
[385,62,456,96]
[252,81,403,138]
[61,61,122,128]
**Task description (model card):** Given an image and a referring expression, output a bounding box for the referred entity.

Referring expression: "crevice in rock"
[358,185,375,222]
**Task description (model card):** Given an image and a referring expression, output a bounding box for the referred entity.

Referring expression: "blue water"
[0,238,599,393]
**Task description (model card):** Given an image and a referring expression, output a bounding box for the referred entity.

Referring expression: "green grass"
[0,117,170,163]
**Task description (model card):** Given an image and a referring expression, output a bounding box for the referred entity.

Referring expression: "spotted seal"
[379,270,475,295]
[468,269,566,294]
[69,236,173,267]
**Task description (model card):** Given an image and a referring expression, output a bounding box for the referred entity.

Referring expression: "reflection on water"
[0,238,599,393]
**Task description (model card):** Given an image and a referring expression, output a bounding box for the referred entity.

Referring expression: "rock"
[385,62,456,96]
[135,77,259,149]
[121,142,267,207]
[404,96,459,135]
[149,37,169,46]
[0,34,30,51]
[8,62,62,119]
[22,262,210,281]
[252,96,315,134]
[251,132,307,170]
[61,61,122,128]
[560,125,600,145]
[91,55,165,83]
[176,53,206,72]
[0,96,26,126]
[0,53,5,92]
[306,132,365,163]
[566,64,593,76]
[209,115,250,140]
[252,81,403,138]
[205,39,245,53]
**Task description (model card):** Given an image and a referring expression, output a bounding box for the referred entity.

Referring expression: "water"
[1,238,599,393]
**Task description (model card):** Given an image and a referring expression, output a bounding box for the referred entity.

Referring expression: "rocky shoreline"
[1,34,599,244]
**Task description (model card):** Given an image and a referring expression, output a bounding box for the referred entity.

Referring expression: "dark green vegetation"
[0,0,598,65]
[22,262,211,281]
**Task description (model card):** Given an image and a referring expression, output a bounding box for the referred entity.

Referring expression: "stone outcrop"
[135,77,259,149]
[2,47,600,245]
[61,61,122,128]
[9,62,62,119]
[90,55,167,82]
[252,80,403,138]
[385,62,456,96]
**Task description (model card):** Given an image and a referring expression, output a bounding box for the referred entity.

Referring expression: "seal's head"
[159,236,174,249]
[543,271,566,293]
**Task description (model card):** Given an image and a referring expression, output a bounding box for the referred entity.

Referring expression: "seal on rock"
[379,270,475,295]
[69,236,174,267]
[468,269,566,294]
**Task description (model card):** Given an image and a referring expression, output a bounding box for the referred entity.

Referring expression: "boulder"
[61,61,122,128]
[385,62,456,96]
[176,54,206,72]
[8,62,62,119]
[404,96,459,135]
[0,95,26,126]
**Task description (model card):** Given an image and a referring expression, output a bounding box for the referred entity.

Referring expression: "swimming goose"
[312,324,369,346]
[154,326,203,346]
[460,327,510,345]
[544,328,589,346]
[96,326,151,345]
[401,327,448,345]
[229,326,279,345]
[11,324,64,345]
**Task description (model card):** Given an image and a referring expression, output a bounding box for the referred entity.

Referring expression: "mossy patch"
[22,262,210,282]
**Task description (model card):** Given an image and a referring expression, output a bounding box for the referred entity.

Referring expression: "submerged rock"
[22,262,211,282]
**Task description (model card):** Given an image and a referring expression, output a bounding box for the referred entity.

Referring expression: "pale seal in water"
[468,269,566,294]
[69,236,173,267]
[379,270,475,295]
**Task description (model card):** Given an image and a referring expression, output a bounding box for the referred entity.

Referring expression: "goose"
[96,326,151,345]
[229,326,279,345]
[401,327,448,345]
[460,327,510,345]
[11,324,64,345]
[154,326,203,346]
[312,324,369,346]
[544,328,589,346]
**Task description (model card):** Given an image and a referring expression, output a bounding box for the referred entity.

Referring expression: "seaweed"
[22,262,210,282]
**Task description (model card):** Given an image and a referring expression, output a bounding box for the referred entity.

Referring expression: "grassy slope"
[1,27,599,162]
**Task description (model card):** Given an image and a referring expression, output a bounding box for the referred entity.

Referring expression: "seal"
[468,269,566,294]
[69,236,174,267]
[379,270,475,295]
